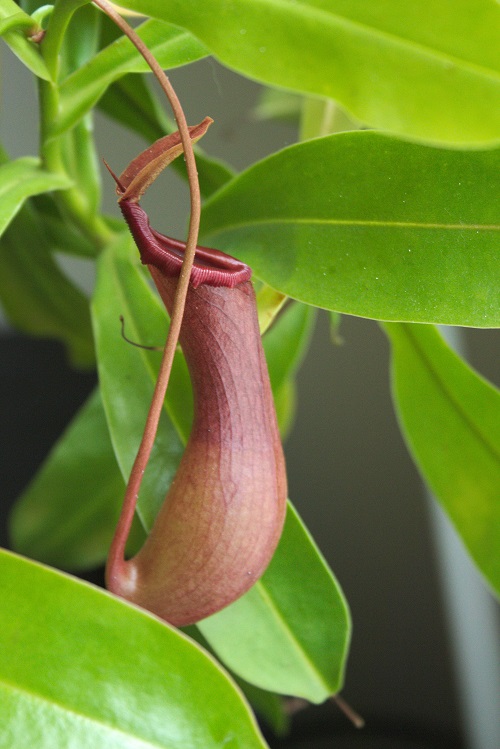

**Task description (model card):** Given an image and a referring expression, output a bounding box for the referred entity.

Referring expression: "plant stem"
[39,1,113,247]
[90,0,203,578]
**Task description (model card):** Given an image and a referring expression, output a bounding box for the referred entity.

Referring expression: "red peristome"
[119,199,251,289]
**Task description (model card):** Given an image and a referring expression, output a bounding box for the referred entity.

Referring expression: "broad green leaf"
[385,322,500,596]
[91,232,185,528]
[98,74,235,198]
[0,0,51,80]
[198,503,351,702]
[92,234,349,701]
[0,157,71,237]
[56,18,207,135]
[0,205,94,367]
[201,132,500,328]
[10,389,129,571]
[120,0,500,145]
[0,549,269,748]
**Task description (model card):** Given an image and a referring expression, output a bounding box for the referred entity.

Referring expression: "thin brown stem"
[332,694,365,729]
[92,1,202,580]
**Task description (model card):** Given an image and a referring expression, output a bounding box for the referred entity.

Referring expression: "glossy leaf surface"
[0,549,269,748]
[10,389,126,571]
[57,18,207,134]
[199,503,351,702]
[0,157,71,237]
[386,323,500,595]
[201,132,500,327]
[92,234,349,699]
[120,0,500,145]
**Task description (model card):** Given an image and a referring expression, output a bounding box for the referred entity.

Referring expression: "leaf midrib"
[247,574,334,696]
[205,216,500,234]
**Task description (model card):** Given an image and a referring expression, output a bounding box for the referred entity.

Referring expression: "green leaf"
[0,0,51,80]
[264,301,316,395]
[201,132,500,328]
[30,193,98,258]
[183,626,289,735]
[119,0,500,145]
[263,301,316,436]
[0,548,269,748]
[385,322,500,596]
[91,232,186,528]
[0,204,95,367]
[10,389,128,571]
[92,234,349,701]
[56,18,207,135]
[198,502,351,702]
[0,157,71,237]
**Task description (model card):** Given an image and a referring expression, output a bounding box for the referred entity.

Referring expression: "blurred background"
[1,46,499,748]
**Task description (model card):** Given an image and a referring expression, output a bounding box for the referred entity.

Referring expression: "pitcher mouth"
[120,199,252,289]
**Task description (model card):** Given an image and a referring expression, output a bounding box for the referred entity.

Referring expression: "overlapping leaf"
[0,204,94,366]
[0,549,269,748]
[385,322,500,595]
[200,131,500,327]
[0,157,71,237]
[199,503,351,702]
[9,389,132,571]
[91,233,185,528]
[120,0,500,145]
[56,18,207,135]
[0,0,51,80]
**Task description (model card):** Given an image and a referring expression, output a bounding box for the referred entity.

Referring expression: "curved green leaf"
[201,132,500,327]
[263,301,316,436]
[0,204,94,367]
[0,549,269,748]
[120,0,500,145]
[199,503,351,702]
[385,323,500,596]
[184,626,289,735]
[264,301,316,394]
[91,232,185,528]
[92,233,349,700]
[9,389,128,571]
[0,157,71,237]
[0,0,51,80]
[56,18,207,135]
